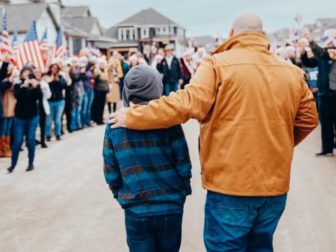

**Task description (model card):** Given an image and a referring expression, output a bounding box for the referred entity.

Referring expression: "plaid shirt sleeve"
[171,126,192,195]
[103,126,122,198]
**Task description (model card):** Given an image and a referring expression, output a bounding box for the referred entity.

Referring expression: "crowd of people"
[0,44,206,173]
[272,27,336,156]
[1,25,335,174]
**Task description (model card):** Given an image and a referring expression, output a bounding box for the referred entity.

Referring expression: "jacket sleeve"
[176,58,182,80]
[0,62,9,83]
[41,81,52,100]
[156,61,163,73]
[125,57,218,130]
[0,80,12,92]
[301,52,318,68]
[33,86,43,100]
[310,41,329,59]
[294,76,319,146]
[14,84,26,99]
[103,126,122,198]
[171,126,192,195]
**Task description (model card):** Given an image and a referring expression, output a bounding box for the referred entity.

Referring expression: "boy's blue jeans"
[204,191,287,252]
[125,210,183,252]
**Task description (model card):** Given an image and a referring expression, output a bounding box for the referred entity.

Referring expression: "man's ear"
[129,102,135,107]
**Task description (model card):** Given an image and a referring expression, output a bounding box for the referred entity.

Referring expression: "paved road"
[0,121,335,252]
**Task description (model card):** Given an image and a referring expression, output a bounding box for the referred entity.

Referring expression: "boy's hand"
[109,107,129,128]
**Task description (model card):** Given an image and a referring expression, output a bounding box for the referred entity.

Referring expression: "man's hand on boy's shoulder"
[109,107,129,129]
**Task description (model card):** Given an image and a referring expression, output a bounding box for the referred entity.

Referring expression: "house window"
[126,30,130,40]
[73,38,82,55]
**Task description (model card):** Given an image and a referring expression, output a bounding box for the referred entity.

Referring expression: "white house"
[0,1,61,47]
[106,8,187,56]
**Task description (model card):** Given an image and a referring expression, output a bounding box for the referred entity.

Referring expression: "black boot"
[41,142,48,148]
[26,165,35,172]
[315,151,334,157]
[7,166,15,173]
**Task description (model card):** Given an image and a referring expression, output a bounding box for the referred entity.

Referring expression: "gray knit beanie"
[123,65,163,107]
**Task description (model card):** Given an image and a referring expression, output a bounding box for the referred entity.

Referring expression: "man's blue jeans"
[125,211,183,252]
[164,82,178,96]
[81,89,94,126]
[71,95,84,131]
[46,100,65,138]
[204,191,287,252]
[11,116,39,167]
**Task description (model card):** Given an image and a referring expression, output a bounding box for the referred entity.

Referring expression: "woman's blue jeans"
[46,100,65,138]
[11,116,39,167]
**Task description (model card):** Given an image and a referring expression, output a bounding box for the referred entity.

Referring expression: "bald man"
[109,13,318,251]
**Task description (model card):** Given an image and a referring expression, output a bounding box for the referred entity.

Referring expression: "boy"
[103,65,192,252]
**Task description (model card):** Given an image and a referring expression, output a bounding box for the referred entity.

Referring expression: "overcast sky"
[64,0,335,37]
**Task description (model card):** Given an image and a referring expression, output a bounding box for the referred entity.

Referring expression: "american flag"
[289,29,300,43]
[17,20,45,72]
[1,8,12,56]
[11,32,18,55]
[40,28,49,52]
[295,14,303,24]
[9,32,18,66]
[52,28,66,59]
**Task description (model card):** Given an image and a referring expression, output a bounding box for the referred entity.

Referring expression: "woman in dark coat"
[7,66,42,173]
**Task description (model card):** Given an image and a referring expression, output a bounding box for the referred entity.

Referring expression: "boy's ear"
[129,102,135,107]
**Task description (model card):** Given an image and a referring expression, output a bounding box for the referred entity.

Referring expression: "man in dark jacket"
[301,28,336,156]
[157,44,183,96]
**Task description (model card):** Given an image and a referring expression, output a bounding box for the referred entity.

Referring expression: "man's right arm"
[125,57,218,130]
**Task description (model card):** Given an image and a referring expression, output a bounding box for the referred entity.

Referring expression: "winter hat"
[20,65,34,77]
[322,29,336,47]
[122,65,163,107]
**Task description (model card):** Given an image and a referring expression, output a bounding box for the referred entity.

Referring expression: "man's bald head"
[230,13,264,36]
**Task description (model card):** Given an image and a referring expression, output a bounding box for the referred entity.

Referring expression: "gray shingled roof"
[105,26,118,39]
[62,6,91,17]
[0,3,51,33]
[316,18,336,28]
[62,16,102,35]
[62,20,89,37]
[117,8,179,27]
